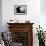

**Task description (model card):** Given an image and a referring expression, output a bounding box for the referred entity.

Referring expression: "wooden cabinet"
[7,23,34,46]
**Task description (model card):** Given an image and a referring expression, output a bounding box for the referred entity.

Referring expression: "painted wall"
[2,0,46,46]
[40,0,46,13]
[0,0,2,32]
[2,0,40,31]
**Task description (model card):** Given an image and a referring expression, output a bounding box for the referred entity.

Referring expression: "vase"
[39,40,45,46]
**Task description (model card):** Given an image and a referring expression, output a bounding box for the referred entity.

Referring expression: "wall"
[2,0,46,46]
[0,0,2,32]
[2,0,40,30]
[40,0,46,13]
[40,0,46,31]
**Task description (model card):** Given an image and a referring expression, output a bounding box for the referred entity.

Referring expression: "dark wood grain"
[7,23,34,46]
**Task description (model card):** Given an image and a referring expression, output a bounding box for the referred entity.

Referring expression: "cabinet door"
[11,32,28,46]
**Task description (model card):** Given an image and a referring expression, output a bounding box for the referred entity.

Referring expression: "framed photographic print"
[14,5,27,15]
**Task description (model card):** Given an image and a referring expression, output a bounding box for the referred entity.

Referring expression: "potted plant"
[36,25,45,46]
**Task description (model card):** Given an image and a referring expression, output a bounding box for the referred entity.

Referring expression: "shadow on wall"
[0,0,2,32]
